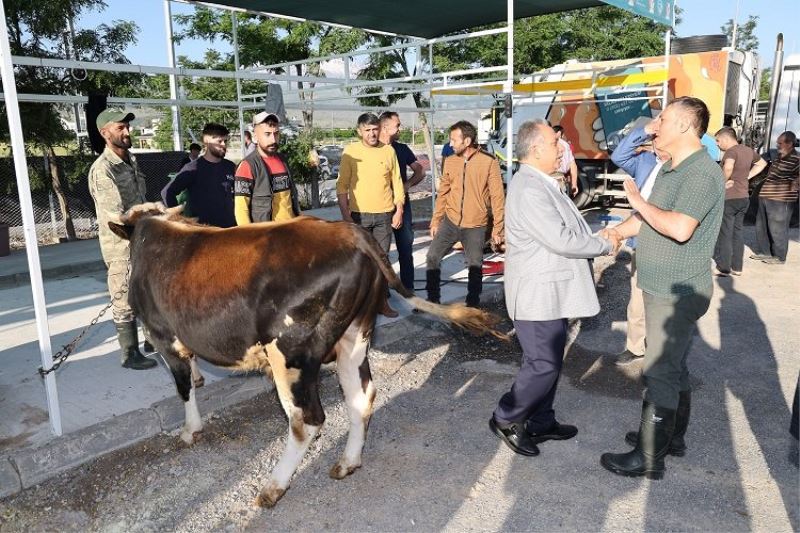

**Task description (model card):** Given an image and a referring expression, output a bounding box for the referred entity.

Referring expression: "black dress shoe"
[489,418,540,456]
[527,422,578,444]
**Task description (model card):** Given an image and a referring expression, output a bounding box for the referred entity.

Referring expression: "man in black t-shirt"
[379,111,425,290]
[162,123,236,228]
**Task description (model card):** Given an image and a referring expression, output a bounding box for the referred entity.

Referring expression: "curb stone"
[0,260,107,289]
[9,407,162,488]
[0,457,21,499]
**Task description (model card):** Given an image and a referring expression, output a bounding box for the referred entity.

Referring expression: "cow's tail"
[358,229,509,341]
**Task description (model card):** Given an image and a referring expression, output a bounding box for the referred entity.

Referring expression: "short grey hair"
[516,119,550,160]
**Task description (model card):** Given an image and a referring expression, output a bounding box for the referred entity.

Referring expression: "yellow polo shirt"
[336,142,404,213]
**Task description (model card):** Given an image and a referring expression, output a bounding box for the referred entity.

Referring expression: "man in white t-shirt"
[552,125,579,196]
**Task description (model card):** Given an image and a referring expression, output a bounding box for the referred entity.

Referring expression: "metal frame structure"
[0,0,673,437]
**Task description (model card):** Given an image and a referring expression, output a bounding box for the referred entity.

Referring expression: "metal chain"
[38,263,132,377]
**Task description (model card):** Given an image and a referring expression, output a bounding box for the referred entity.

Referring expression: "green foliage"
[721,15,759,52]
[150,51,260,150]
[174,8,365,129]
[760,68,772,101]
[0,0,144,150]
[280,132,318,184]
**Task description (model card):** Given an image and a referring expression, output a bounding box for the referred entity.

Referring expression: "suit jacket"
[504,164,611,321]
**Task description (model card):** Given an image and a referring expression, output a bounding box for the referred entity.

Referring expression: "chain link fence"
[0,151,186,250]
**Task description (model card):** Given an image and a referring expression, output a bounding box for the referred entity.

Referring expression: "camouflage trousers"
[107,260,134,323]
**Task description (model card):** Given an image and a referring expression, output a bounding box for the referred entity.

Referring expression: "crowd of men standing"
[88,98,798,477]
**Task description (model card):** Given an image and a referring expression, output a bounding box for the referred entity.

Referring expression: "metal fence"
[0,151,186,250]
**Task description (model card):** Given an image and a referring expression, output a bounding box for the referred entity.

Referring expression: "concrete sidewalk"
[0,202,534,499]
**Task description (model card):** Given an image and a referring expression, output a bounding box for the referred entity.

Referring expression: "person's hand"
[342,211,353,223]
[725,180,734,189]
[644,120,657,136]
[391,210,403,230]
[623,178,644,211]
[491,233,504,252]
[571,183,579,197]
[430,223,439,238]
[600,228,623,255]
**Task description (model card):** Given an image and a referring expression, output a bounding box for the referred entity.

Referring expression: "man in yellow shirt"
[337,112,405,316]
[234,112,300,224]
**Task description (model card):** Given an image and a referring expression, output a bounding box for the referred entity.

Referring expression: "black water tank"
[671,34,729,54]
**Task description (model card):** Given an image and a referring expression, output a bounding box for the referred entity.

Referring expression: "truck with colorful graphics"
[481,43,760,208]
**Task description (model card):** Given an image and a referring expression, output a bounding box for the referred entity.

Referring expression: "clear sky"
[76,1,796,68]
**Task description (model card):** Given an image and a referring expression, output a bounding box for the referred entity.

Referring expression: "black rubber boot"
[115,321,157,370]
[601,401,676,480]
[142,339,156,353]
[465,266,482,308]
[426,269,441,304]
[625,390,690,456]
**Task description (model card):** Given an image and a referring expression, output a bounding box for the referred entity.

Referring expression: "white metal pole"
[504,0,514,183]
[164,0,182,151]
[428,44,437,212]
[662,1,674,110]
[231,13,246,157]
[0,0,62,436]
[731,0,741,49]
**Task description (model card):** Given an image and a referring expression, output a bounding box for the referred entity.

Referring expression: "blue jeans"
[392,196,415,290]
[755,198,793,262]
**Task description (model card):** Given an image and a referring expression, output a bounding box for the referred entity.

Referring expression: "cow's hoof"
[193,375,205,388]
[255,484,286,508]
[329,460,361,480]
[180,428,203,445]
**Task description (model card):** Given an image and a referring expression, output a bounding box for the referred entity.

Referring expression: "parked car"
[318,145,343,167]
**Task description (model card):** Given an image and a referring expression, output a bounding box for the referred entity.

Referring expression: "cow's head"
[108,202,184,240]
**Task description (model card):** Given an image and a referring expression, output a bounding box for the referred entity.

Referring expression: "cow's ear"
[108,222,133,240]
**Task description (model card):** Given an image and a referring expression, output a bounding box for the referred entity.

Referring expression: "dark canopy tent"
[190,0,609,39]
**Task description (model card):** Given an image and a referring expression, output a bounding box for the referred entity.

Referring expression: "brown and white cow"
[108,203,505,507]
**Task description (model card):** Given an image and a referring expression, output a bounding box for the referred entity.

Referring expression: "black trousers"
[493,318,568,432]
[714,198,749,272]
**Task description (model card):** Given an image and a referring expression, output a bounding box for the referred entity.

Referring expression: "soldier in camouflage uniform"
[88,109,157,370]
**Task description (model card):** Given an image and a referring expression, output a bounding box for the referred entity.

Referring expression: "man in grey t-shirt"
[599,97,724,480]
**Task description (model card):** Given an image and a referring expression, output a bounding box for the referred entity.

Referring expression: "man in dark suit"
[489,119,618,456]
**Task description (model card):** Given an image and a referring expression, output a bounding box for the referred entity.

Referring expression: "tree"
[721,15,759,52]
[150,51,264,151]
[0,0,142,240]
[173,8,363,130]
[759,67,771,101]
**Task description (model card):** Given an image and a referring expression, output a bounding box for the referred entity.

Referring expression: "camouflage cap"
[96,109,135,130]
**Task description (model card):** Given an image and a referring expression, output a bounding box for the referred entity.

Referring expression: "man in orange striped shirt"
[751,131,799,265]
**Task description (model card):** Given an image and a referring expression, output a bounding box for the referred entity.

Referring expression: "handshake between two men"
[597,177,645,255]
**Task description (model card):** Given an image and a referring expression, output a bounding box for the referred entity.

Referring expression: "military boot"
[115,321,157,370]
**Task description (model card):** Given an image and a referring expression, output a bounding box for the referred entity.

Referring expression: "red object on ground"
[482,259,504,276]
